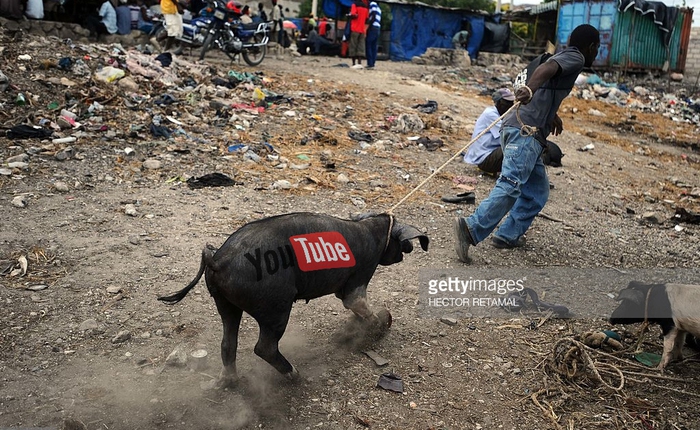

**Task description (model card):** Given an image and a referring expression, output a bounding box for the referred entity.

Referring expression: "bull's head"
[351,212,429,266]
[380,218,429,266]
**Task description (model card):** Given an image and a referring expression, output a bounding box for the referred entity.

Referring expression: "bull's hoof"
[376,309,393,329]
[215,369,240,390]
[284,365,300,382]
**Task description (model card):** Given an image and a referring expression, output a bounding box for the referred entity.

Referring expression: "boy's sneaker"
[454,217,473,263]
[491,236,526,249]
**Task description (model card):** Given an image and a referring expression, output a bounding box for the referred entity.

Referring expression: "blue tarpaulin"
[323,0,353,19]
[388,4,484,61]
[321,0,488,60]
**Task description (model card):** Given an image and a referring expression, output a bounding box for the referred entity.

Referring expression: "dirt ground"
[2,37,700,430]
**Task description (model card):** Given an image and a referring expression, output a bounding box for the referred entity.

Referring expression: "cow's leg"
[212,295,243,388]
[253,307,298,380]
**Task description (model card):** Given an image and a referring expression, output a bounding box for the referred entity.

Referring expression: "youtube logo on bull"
[289,232,356,271]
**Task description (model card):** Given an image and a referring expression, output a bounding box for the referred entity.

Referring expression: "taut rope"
[387,102,520,214]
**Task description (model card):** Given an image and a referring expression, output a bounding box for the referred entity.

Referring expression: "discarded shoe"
[441,192,475,204]
[491,235,526,249]
[454,217,473,263]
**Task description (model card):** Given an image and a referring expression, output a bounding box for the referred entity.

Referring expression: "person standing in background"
[365,0,381,69]
[115,0,133,34]
[270,0,282,46]
[347,0,368,68]
[25,0,44,19]
[160,0,183,51]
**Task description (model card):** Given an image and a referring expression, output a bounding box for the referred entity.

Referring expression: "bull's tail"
[157,245,217,305]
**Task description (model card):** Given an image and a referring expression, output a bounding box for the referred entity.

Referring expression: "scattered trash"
[579,143,595,152]
[391,113,424,134]
[186,173,238,189]
[364,350,389,367]
[502,288,570,317]
[154,52,173,68]
[348,130,373,142]
[94,66,125,83]
[580,330,623,350]
[6,125,52,140]
[674,207,700,224]
[377,372,404,393]
[633,352,661,367]
[416,136,443,151]
[52,136,76,144]
[413,100,438,114]
[441,192,475,204]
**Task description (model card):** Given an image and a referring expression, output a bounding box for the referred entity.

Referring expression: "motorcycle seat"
[240,22,259,30]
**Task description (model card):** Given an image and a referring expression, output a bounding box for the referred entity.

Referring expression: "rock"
[669,72,683,82]
[8,161,29,170]
[124,204,138,217]
[142,159,161,170]
[106,286,122,294]
[272,179,293,189]
[337,173,350,184]
[54,181,70,193]
[118,77,139,92]
[111,330,131,344]
[7,153,29,163]
[588,108,606,117]
[166,345,188,367]
[642,211,661,224]
[12,195,28,208]
[363,350,389,367]
[440,317,458,326]
[0,168,12,176]
[55,147,75,161]
[79,319,98,331]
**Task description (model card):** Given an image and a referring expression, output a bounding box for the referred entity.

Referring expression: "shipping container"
[557,0,693,73]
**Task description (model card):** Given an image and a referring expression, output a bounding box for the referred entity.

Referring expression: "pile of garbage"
[573,72,700,125]
[0,31,464,198]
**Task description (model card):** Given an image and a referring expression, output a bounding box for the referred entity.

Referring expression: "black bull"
[158,212,428,386]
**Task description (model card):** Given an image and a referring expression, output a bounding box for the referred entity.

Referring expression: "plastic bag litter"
[95,66,125,83]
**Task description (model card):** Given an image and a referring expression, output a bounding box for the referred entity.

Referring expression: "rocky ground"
[1,29,700,430]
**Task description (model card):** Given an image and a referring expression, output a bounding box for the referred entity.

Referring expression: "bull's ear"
[616,288,645,305]
[392,223,429,252]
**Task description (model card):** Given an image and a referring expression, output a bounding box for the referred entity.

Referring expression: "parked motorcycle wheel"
[199,31,216,61]
[154,26,184,55]
[242,33,266,66]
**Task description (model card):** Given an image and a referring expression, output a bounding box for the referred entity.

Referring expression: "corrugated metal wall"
[610,7,692,72]
[558,1,693,72]
[558,0,617,68]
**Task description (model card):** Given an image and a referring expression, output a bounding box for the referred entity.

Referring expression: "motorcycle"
[198,0,271,66]
[151,9,213,55]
